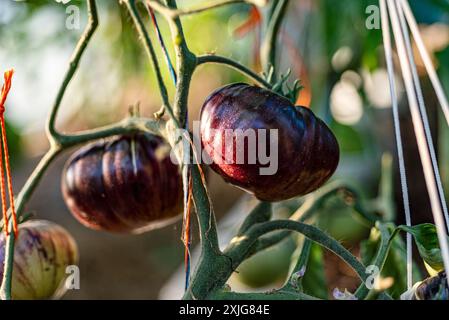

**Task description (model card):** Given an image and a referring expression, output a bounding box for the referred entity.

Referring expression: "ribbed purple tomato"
[62,133,183,233]
[200,83,339,201]
[0,220,78,300]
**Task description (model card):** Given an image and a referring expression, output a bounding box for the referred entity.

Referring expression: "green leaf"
[399,224,447,273]
[329,123,364,153]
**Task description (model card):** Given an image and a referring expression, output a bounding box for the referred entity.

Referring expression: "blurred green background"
[0,0,449,299]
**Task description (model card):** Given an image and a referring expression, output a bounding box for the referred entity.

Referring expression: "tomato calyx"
[267,69,303,105]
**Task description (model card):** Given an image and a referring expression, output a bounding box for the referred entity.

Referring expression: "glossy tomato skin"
[62,133,183,233]
[0,220,78,300]
[200,83,339,201]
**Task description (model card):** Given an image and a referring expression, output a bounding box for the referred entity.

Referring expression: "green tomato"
[0,220,78,300]
[233,236,297,288]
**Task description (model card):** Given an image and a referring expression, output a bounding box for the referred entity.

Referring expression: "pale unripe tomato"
[0,220,78,300]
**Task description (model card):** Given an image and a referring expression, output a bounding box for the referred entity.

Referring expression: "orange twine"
[0,69,18,237]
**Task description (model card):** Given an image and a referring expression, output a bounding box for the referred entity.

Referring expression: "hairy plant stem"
[163,0,196,126]
[227,220,367,284]
[57,117,164,147]
[211,289,320,300]
[196,55,271,88]
[354,222,393,299]
[284,238,312,290]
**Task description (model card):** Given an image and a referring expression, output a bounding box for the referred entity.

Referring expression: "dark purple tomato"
[62,133,183,233]
[200,83,339,202]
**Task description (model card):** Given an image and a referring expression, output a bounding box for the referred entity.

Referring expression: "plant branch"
[125,0,180,128]
[260,0,290,79]
[147,0,250,18]
[14,149,63,217]
[226,220,368,283]
[46,0,99,144]
[158,0,197,126]
[189,165,221,255]
[236,202,272,236]
[1,0,100,300]
[211,288,320,300]
[354,222,394,299]
[57,117,164,147]
[197,54,271,88]
[2,0,391,302]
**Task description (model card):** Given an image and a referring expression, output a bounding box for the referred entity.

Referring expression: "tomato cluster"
[1,83,339,299]
[59,83,338,232]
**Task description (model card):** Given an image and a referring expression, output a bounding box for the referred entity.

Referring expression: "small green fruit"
[234,236,297,288]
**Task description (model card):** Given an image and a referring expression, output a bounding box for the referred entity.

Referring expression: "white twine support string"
[395,0,449,234]
[399,0,449,128]
[379,0,413,289]
[386,0,449,288]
